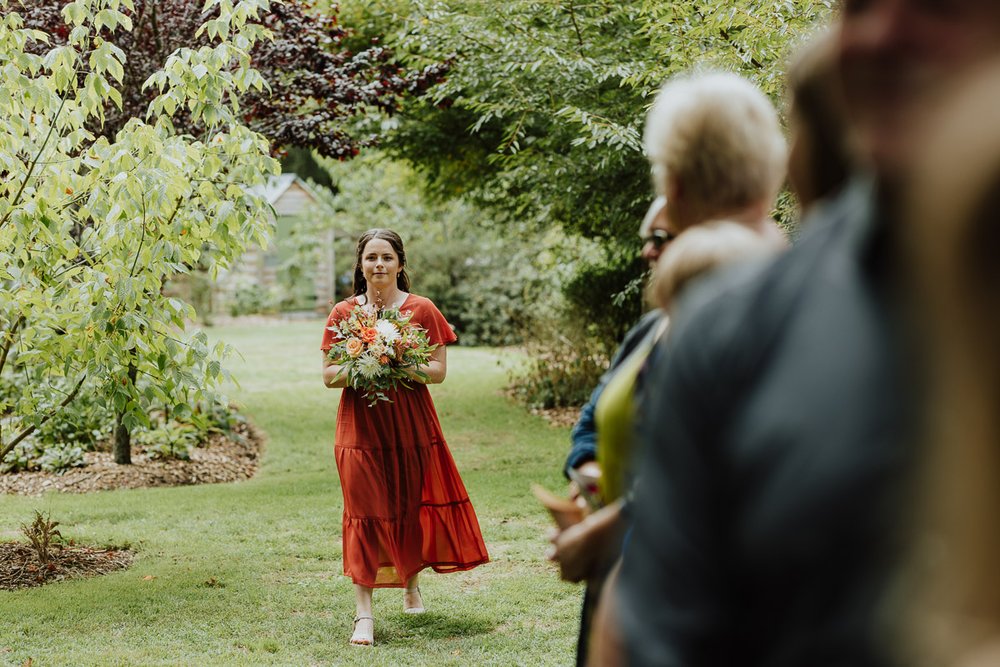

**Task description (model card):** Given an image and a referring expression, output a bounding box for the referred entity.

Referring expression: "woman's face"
[361,237,401,292]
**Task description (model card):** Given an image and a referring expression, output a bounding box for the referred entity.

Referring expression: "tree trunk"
[113,361,138,465]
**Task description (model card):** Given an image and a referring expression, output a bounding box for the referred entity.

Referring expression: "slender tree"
[0,0,279,467]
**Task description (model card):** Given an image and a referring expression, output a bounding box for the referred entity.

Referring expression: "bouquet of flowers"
[326,303,436,406]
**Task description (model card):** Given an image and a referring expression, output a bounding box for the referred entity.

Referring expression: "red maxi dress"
[321,294,489,588]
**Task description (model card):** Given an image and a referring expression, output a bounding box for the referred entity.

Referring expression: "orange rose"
[345,338,364,357]
[361,327,378,343]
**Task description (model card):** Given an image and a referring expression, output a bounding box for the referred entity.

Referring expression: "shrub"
[0,372,112,452]
[135,422,201,461]
[509,312,612,409]
[38,445,86,474]
[197,401,247,441]
[562,251,646,346]
[228,280,282,317]
[1,439,87,475]
[33,389,114,451]
[0,379,248,471]
[508,245,647,409]
[0,439,44,474]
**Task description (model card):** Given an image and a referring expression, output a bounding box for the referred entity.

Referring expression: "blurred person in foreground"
[786,30,852,214]
[902,62,1000,667]
[607,2,1000,666]
[552,71,787,666]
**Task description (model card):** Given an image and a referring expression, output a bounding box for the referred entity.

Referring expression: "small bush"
[0,375,250,473]
[21,510,62,567]
[509,314,611,409]
[135,422,200,461]
[198,400,247,440]
[38,444,86,473]
[508,246,646,410]
[0,439,85,475]
[0,374,111,453]
[228,280,281,316]
[34,389,113,450]
[0,438,44,473]
[562,252,645,346]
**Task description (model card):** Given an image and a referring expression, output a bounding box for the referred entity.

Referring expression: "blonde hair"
[648,220,778,309]
[644,72,787,217]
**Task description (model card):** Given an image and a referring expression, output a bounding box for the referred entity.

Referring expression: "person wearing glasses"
[610,2,1000,664]
[551,71,787,666]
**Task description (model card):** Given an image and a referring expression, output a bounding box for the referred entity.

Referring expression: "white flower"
[368,341,389,358]
[355,354,383,380]
[375,320,401,343]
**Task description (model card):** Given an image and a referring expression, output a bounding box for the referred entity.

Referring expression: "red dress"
[321,294,489,587]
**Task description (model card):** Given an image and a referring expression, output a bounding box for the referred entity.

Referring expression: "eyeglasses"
[641,229,676,250]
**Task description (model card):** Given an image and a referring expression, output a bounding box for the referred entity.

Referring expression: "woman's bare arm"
[409,345,447,384]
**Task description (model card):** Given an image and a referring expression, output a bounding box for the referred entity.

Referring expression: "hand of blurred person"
[547,499,625,583]
[568,461,602,510]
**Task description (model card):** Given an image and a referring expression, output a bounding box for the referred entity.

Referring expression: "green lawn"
[0,322,580,666]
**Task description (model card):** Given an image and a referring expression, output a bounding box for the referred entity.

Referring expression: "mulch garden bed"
[0,421,265,496]
[0,422,265,590]
[0,541,135,591]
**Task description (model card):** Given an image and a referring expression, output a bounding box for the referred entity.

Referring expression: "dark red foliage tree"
[11,0,448,159]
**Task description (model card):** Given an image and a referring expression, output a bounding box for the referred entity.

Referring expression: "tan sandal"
[403,587,425,614]
[350,615,374,646]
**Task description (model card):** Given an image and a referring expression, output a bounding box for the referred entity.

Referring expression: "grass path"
[0,322,580,666]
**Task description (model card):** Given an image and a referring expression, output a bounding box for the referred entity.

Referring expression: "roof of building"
[251,173,321,205]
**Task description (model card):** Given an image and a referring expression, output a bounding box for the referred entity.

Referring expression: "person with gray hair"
[552,71,787,666]
[607,2,1000,666]
[644,71,787,246]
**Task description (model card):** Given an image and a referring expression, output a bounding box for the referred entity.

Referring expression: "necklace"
[364,289,408,310]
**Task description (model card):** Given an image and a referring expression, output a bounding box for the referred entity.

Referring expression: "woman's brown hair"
[352,228,411,297]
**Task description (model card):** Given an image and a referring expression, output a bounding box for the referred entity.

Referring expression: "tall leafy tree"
[351,0,833,234]
[331,0,835,348]
[12,0,449,159]
[0,0,279,466]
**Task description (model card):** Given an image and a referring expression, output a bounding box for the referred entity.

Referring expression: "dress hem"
[344,556,490,589]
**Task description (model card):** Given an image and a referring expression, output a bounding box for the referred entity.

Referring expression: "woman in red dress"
[321,228,489,646]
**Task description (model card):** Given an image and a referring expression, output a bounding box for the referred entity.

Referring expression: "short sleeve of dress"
[320,300,352,352]
[409,296,458,347]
